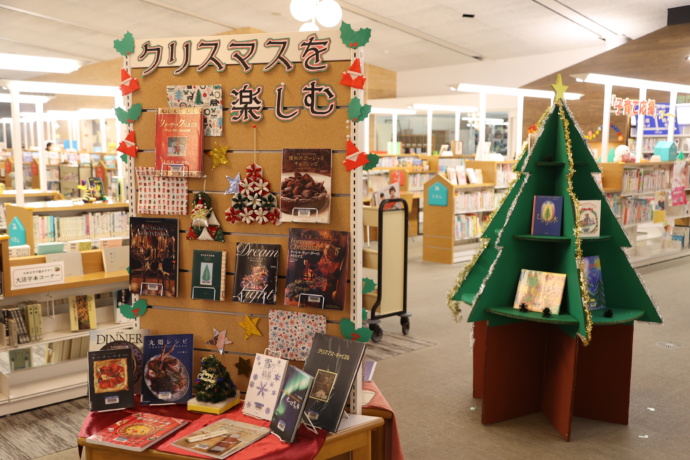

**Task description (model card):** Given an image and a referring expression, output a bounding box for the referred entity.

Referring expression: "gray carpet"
[365,332,435,362]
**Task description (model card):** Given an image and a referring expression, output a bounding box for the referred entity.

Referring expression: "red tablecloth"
[363,381,404,460]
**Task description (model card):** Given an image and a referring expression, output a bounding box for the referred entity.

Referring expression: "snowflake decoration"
[249,381,255,388]
[272,390,277,397]
[257,381,269,398]
[274,373,282,382]
[224,163,279,226]
[253,373,259,380]
[265,407,271,415]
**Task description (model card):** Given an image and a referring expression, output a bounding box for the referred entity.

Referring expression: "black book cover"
[129,217,179,297]
[233,242,280,305]
[302,333,366,432]
[141,334,193,405]
[88,348,135,412]
[270,365,314,443]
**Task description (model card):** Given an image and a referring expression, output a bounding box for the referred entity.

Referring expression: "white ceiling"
[0,0,689,81]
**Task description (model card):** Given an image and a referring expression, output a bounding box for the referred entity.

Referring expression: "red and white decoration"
[224,163,280,225]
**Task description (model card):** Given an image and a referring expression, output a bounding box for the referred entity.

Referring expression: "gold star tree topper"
[238,315,262,339]
[552,74,569,102]
[208,143,230,169]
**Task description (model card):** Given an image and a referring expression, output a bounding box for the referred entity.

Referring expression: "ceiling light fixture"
[291,0,342,31]
[0,53,81,74]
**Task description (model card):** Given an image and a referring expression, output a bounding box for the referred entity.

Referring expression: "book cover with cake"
[270,365,314,443]
[284,229,349,310]
[87,347,135,412]
[69,295,97,331]
[232,243,280,305]
[512,269,567,315]
[531,195,564,236]
[171,418,270,459]
[191,249,227,301]
[243,352,289,421]
[141,334,193,405]
[579,200,601,237]
[280,149,332,223]
[582,255,606,310]
[86,412,188,452]
[302,333,367,433]
[130,217,179,298]
[89,328,150,394]
[154,107,204,178]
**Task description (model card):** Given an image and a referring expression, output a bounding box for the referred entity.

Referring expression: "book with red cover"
[155,108,204,178]
[85,412,188,452]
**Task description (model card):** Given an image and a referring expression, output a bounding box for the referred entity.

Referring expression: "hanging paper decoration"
[186,192,225,242]
[115,103,143,124]
[340,58,367,90]
[362,278,377,294]
[340,319,373,342]
[235,356,252,378]
[225,173,241,194]
[348,97,372,123]
[340,22,372,49]
[206,327,232,354]
[343,140,369,171]
[207,143,230,170]
[136,167,188,215]
[224,163,279,225]
[116,131,138,158]
[363,153,381,171]
[167,84,223,136]
[113,31,135,56]
[120,68,140,96]
[120,154,128,163]
[238,314,262,339]
[268,310,327,361]
[119,299,150,319]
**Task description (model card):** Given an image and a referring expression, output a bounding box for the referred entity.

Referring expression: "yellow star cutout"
[208,143,230,170]
[552,74,568,102]
[238,314,262,339]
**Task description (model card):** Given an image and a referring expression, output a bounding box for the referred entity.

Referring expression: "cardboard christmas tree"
[448,76,662,344]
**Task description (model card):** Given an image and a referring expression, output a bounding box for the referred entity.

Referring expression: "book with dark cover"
[284,229,349,310]
[233,243,280,305]
[86,412,188,452]
[302,333,367,432]
[141,334,193,405]
[531,195,564,236]
[583,255,606,310]
[130,217,179,298]
[154,107,204,178]
[270,365,314,443]
[90,328,150,394]
[280,149,332,223]
[191,249,227,301]
[171,418,270,459]
[87,348,135,412]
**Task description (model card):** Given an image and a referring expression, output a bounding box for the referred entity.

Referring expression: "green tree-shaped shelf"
[448,95,662,344]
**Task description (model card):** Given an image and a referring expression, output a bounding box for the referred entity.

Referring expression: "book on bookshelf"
[130,217,179,297]
[113,289,132,324]
[456,167,468,186]
[102,246,130,273]
[232,243,279,305]
[512,269,567,315]
[141,334,193,405]
[243,352,289,421]
[86,412,188,452]
[474,168,484,184]
[171,418,270,459]
[579,200,601,237]
[582,255,606,310]
[284,229,349,310]
[270,365,314,443]
[466,168,479,184]
[45,252,84,277]
[69,295,97,331]
[191,249,227,301]
[20,302,43,342]
[531,195,564,236]
[87,347,135,412]
[302,333,367,433]
[88,177,106,200]
[154,107,204,178]
[90,328,150,394]
[3,307,30,344]
[280,148,332,223]
[9,348,32,371]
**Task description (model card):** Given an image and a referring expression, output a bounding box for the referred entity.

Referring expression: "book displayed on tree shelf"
[171,418,271,459]
[270,364,314,443]
[579,200,601,237]
[233,243,279,305]
[512,269,567,315]
[87,347,135,412]
[86,412,188,452]
[243,352,289,421]
[154,107,204,178]
[141,334,193,405]
[280,148,332,224]
[582,255,606,311]
[191,249,227,301]
[531,195,564,236]
[130,217,179,298]
[89,328,150,394]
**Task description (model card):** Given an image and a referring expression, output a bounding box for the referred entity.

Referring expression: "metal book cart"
[363,198,412,342]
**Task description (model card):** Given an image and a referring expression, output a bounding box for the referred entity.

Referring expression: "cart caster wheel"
[401,317,410,335]
[370,324,383,343]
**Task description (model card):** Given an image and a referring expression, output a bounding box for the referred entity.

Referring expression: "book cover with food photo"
[87,348,135,412]
[141,334,194,405]
[280,149,332,223]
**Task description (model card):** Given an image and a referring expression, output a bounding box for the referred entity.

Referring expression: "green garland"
[193,355,236,403]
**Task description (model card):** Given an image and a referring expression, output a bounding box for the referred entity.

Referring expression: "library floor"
[22,238,690,459]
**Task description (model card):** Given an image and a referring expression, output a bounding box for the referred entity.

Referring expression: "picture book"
[512,269,567,315]
[86,412,188,452]
[531,195,564,236]
[130,217,179,298]
[232,243,279,305]
[9,348,32,371]
[113,289,132,324]
[191,249,227,301]
[46,252,84,277]
[582,255,606,310]
[102,246,130,273]
[90,328,150,394]
[87,347,135,412]
[280,149,332,223]
[284,229,349,310]
[69,295,97,331]
[270,365,314,443]
[171,418,270,459]
[302,333,367,433]
[579,200,601,237]
[154,107,204,178]
[141,334,193,405]
[243,353,289,421]
[372,182,403,211]
[88,177,106,200]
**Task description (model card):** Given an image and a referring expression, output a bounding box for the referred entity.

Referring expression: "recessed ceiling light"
[462,13,475,18]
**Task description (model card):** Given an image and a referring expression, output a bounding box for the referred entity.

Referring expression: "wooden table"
[79,415,384,460]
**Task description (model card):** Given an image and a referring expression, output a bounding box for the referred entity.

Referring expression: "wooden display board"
[125,31,364,393]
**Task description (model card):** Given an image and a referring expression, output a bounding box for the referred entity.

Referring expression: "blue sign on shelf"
[8,217,26,247]
[428,182,448,206]
[642,103,680,136]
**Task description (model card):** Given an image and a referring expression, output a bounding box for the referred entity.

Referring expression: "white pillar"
[601,84,612,162]
[391,113,398,151]
[668,91,677,146]
[515,95,524,160]
[635,88,647,162]
[9,88,25,205]
[478,92,487,159]
[36,103,46,190]
[426,109,432,155]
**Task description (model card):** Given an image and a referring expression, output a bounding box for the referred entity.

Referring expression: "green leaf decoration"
[340,319,373,342]
[120,154,128,163]
[340,22,371,49]
[115,103,143,124]
[119,299,149,319]
[113,31,135,56]
[126,266,130,274]
[362,277,377,294]
[363,153,380,171]
[348,97,372,123]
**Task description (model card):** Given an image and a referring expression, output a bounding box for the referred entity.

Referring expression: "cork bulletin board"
[124,30,365,395]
